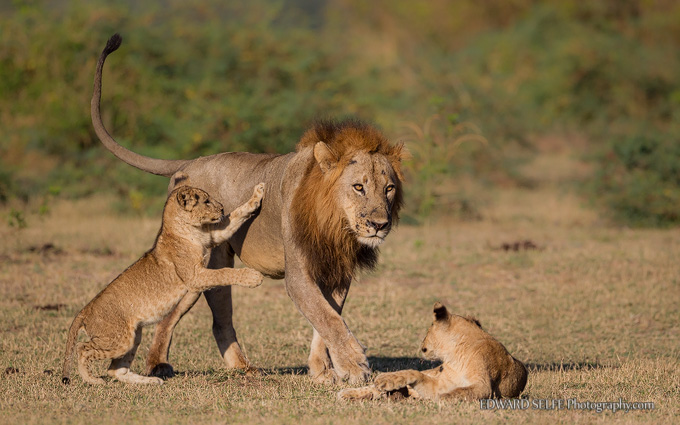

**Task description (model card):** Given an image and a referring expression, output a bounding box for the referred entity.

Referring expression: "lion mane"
[291,119,405,290]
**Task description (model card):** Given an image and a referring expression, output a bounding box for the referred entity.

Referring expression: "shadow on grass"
[369,356,440,372]
[269,357,440,376]
[526,361,608,372]
[171,360,608,380]
[270,366,308,375]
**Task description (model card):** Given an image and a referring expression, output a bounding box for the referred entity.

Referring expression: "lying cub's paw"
[374,371,415,392]
[337,386,382,401]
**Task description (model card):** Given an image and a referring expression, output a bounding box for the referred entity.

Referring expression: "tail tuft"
[62,377,70,385]
[103,33,122,55]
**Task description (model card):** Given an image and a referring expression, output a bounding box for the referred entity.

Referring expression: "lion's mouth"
[357,235,386,248]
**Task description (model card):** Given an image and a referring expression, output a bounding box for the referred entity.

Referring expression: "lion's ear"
[433,302,450,322]
[313,142,338,174]
[176,187,198,211]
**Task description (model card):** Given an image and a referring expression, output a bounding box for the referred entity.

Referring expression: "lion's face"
[334,151,399,248]
[175,187,225,226]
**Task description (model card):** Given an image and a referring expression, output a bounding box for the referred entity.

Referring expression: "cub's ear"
[433,302,450,322]
[176,187,198,211]
[313,142,338,174]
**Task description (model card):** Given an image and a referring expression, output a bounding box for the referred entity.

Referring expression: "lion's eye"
[353,184,364,192]
[385,184,395,194]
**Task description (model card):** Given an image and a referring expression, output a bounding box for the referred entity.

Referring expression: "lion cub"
[339,302,528,401]
[62,184,265,385]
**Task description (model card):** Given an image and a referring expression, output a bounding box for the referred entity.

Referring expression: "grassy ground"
[1,148,678,424]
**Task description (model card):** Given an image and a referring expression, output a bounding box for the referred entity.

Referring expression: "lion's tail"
[61,313,85,385]
[92,33,189,177]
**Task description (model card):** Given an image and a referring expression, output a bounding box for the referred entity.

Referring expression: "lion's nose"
[369,220,389,231]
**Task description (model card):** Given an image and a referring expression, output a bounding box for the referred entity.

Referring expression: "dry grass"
[1,160,679,424]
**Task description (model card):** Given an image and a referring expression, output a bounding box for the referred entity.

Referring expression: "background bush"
[1,0,678,225]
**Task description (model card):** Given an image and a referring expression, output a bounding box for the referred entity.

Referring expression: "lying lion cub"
[339,302,528,401]
[62,184,265,385]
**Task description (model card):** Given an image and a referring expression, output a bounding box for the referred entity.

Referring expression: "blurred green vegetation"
[1,0,679,225]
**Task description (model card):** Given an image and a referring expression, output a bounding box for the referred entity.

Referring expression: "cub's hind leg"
[77,337,132,385]
[442,381,493,401]
[77,324,141,385]
[108,327,163,385]
[76,341,107,385]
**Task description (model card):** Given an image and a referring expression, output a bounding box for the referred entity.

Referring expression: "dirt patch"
[25,243,64,255]
[33,303,67,311]
[493,240,542,252]
[4,367,21,375]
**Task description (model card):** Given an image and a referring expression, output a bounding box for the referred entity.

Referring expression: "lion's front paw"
[311,369,339,386]
[238,268,264,288]
[374,370,419,392]
[329,342,370,385]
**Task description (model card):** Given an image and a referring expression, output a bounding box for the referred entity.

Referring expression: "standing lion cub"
[339,302,528,401]
[62,183,265,385]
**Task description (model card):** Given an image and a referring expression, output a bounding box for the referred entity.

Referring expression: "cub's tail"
[61,313,85,385]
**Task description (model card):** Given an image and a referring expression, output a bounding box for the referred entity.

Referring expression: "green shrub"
[1,0,679,225]
[594,129,680,226]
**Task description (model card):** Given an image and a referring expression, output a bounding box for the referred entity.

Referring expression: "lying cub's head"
[420,302,483,362]
[172,186,224,226]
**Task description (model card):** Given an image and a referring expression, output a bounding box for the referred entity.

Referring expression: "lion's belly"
[232,217,286,279]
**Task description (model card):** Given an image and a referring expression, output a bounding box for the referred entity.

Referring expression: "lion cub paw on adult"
[338,302,528,401]
[61,184,265,385]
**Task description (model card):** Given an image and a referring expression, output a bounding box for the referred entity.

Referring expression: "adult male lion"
[91,34,406,384]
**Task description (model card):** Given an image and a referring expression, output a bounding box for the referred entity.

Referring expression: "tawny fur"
[338,302,528,401]
[61,184,265,385]
[291,119,406,290]
[90,34,408,385]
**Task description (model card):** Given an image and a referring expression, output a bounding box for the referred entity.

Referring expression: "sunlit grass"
[1,158,678,423]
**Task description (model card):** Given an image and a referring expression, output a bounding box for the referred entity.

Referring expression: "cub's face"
[176,187,224,226]
[336,152,399,248]
[420,302,483,362]
[420,316,450,361]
